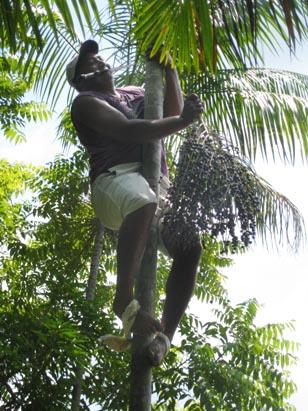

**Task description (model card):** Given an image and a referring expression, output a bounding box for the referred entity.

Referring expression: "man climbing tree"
[66,40,203,366]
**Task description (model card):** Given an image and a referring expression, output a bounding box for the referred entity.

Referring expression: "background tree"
[0,155,299,409]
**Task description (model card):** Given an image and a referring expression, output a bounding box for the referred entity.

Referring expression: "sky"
[1,37,308,410]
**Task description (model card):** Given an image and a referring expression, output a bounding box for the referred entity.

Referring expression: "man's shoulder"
[73,91,117,107]
[71,93,110,120]
[73,91,106,103]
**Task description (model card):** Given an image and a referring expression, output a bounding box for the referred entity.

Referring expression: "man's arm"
[163,62,184,117]
[72,95,202,144]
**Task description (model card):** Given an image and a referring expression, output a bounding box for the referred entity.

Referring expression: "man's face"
[76,53,112,86]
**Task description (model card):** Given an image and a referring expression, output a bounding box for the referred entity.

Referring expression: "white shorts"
[91,162,170,254]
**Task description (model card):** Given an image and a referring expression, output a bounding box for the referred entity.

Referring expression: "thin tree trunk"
[129,60,163,410]
[71,219,104,411]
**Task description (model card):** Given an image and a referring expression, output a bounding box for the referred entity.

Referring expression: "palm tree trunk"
[71,219,104,411]
[129,60,163,410]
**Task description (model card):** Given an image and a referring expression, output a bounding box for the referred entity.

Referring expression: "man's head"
[66,40,112,91]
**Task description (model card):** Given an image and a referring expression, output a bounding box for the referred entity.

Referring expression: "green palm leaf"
[15,1,308,113]
[0,54,52,143]
[0,0,101,53]
[254,170,305,251]
[184,69,308,162]
[23,22,80,108]
[129,0,308,73]
[21,3,142,107]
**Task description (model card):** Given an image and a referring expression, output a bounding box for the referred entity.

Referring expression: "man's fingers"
[181,93,204,124]
[186,99,204,113]
[185,94,203,109]
[186,93,199,101]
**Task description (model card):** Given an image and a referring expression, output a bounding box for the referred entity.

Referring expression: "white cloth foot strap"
[155,331,171,354]
[122,299,140,338]
[99,299,140,352]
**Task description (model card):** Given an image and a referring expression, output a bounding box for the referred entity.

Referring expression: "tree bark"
[129,61,163,410]
[71,219,104,411]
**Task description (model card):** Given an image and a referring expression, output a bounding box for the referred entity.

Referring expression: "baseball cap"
[66,39,99,87]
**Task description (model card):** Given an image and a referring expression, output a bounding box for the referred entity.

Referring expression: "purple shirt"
[71,86,168,183]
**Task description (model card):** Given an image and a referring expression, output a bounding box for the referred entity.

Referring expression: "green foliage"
[0,159,298,408]
[184,69,308,163]
[0,55,51,143]
[0,0,100,53]
[0,1,304,409]
[130,0,308,73]
[152,240,298,411]
[0,154,120,409]
[0,160,33,249]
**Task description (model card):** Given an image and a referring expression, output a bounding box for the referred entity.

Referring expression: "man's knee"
[122,201,157,226]
[162,225,202,261]
[179,238,202,261]
[190,238,202,258]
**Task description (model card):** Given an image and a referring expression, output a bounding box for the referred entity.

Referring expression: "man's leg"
[147,232,202,365]
[112,202,162,335]
[161,243,202,340]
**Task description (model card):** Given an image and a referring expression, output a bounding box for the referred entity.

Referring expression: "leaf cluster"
[0,154,118,409]
[152,239,298,410]
[0,56,51,143]
[0,0,100,54]
[130,0,308,73]
[184,69,308,163]
[0,155,299,409]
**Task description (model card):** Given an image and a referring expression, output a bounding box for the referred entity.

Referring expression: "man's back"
[71,87,144,183]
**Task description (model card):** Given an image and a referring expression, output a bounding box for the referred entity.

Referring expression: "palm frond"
[0,0,101,53]
[253,170,305,252]
[0,54,52,143]
[129,0,308,73]
[184,69,308,163]
[23,22,80,109]
[94,4,145,87]
[17,3,143,108]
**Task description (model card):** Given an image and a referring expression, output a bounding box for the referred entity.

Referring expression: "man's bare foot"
[131,309,162,336]
[146,334,170,367]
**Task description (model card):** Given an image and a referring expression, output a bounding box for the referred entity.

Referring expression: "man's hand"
[180,94,204,125]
